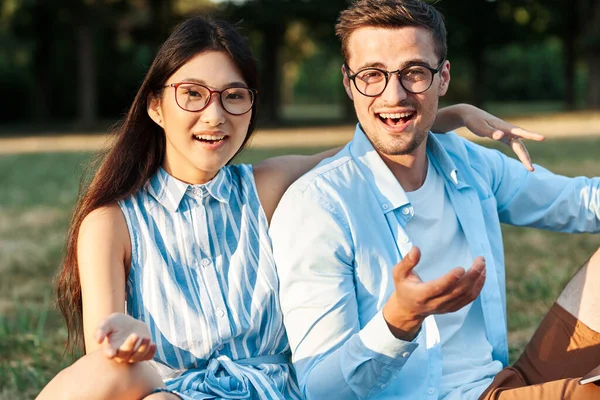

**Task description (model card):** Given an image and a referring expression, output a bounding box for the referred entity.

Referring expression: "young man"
[269,0,600,399]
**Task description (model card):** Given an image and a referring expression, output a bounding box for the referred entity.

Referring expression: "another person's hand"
[94,313,156,363]
[382,246,486,341]
[461,105,545,172]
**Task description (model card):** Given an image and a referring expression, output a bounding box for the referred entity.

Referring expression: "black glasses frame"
[163,82,258,115]
[345,59,446,97]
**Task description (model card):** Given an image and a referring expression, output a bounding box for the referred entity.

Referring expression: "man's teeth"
[194,135,225,141]
[378,112,413,119]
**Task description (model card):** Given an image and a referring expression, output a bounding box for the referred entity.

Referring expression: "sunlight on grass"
[0,136,598,398]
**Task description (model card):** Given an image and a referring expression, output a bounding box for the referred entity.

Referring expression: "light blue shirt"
[119,166,301,400]
[270,125,600,399]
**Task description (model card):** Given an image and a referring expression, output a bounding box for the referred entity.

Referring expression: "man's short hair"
[335,0,448,64]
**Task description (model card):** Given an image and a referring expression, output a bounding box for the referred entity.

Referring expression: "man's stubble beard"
[364,125,429,156]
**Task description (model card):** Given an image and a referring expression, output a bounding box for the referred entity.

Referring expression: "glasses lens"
[354,69,387,96]
[401,66,433,94]
[221,88,254,115]
[175,84,210,111]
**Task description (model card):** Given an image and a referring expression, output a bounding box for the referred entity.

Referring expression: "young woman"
[36,15,542,400]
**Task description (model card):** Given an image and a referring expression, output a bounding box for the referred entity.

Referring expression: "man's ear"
[341,65,354,101]
[438,60,451,97]
[147,93,164,127]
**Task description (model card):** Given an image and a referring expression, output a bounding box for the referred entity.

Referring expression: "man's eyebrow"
[354,58,436,71]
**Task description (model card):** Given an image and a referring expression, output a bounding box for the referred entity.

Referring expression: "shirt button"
[201,258,211,267]
[382,204,389,210]
[217,344,224,351]
[380,384,386,389]
[401,351,410,358]
[402,236,409,244]
[402,207,410,215]
[217,309,225,318]
[428,387,436,395]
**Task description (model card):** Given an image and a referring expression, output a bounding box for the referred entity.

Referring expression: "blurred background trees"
[0,0,598,130]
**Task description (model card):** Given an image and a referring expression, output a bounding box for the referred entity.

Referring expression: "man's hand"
[94,313,156,364]
[382,246,486,341]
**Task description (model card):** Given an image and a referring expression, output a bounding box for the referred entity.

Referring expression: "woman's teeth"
[193,134,226,142]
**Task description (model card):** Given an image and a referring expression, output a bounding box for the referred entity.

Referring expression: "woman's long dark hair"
[57,16,259,354]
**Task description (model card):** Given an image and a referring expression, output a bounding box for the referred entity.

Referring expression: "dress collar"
[146,167,230,212]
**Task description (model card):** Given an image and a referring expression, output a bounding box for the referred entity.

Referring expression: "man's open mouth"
[377,112,415,127]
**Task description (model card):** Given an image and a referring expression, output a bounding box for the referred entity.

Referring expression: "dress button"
[428,387,436,395]
[217,309,225,318]
[201,258,211,267]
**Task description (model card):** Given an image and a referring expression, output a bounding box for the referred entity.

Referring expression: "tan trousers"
[480,303,600,399]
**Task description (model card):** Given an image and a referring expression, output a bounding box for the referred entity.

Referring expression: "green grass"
[0,137,599,398]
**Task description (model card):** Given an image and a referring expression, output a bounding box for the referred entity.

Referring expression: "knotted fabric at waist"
[156,353,295,400]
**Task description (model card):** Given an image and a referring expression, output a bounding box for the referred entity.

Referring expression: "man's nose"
[380,73,408,103]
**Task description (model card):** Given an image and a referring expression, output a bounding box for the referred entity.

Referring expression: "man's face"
[343,26,450,157]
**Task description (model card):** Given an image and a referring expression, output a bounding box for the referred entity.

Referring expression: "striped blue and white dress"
[118,165,301,399]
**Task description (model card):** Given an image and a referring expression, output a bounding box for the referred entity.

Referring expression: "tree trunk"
[470,44,486,108]
[260,23,284,123]
[31,2,53,122]
[77,20,97,128]
[578,0,600,109]
[585,52,600,109]
[563,0,577,110]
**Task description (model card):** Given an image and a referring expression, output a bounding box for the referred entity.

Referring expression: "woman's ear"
[147,94,164,127]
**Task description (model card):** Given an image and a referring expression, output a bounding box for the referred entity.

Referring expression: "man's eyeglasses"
[163,82,258,115]
[345,59,445,97]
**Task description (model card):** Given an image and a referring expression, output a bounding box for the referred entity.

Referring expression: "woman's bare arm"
[253,147,341,223]
[78,203,131,354]
[433,104,545,171]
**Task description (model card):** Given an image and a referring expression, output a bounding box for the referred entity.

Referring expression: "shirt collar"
[425,132,461,187]
[349,124,410,212]
[348,125,462,212]
[146,167,230,212]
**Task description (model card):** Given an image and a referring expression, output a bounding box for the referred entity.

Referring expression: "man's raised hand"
[382,246,486,341]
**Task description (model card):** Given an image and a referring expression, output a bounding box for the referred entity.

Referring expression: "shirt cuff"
[359,310,419,360]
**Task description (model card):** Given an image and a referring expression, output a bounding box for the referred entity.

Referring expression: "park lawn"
[0,137,599,399]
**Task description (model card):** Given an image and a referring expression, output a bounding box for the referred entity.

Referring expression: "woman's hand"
[459,105,545,172]
[94,313,156,364]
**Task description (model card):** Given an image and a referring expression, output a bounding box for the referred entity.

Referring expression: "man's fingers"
[392,246,421,281]
[423,267,466,299]
[426,257,486,305]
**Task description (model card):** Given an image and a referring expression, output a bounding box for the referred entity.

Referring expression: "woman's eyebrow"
[179,78,248,88]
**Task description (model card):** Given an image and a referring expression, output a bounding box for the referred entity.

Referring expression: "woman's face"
[149,51,253,184]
